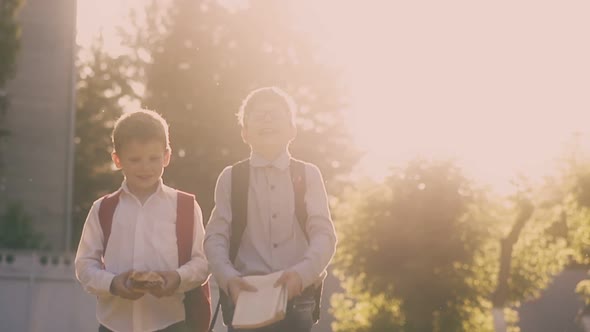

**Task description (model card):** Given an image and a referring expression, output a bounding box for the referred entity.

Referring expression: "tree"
[0,0,23,113]
[0,202,44,249]
[332,159,495,332]
[556,141,590,330]
[332,158,572,332]
[122,0,359,219]
[0,0,24,174]
[0,0,40,250]
[489,178,570,332]
[72,37,135,244]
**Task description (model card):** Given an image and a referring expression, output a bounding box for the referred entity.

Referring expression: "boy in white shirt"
[75,110,209,332]
[205,87,337,331]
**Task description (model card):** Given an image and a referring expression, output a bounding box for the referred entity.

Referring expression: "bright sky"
[77,0,590,193]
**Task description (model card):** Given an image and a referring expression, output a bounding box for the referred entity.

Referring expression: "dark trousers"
[99,320,188,332]
[227,288,316,332]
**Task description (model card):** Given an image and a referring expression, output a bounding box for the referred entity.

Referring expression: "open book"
[232,271,288,329]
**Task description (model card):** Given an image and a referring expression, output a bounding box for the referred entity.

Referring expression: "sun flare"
[77,0,590,192]
[294,1,590,190]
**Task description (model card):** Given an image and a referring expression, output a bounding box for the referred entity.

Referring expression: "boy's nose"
[139,161,151,171]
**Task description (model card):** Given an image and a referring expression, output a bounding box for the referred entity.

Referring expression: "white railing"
[0,249,338,332]
[0,250,96,332]
[0,249,229,332]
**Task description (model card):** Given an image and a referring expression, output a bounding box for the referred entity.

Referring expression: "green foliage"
[333,159,494,331]
[568,201,590,264]
[331,275,405,332]
[332,158,575,331]
[121,0,359,218]
[72,37,133,244]
[0,1,29,250]
[0,0,24,165]
[545,144,590,307]
[486,180,571,311]
[560,149,590,265]
[0,0,22,89]
[0,202,44,249]
[507,217,570,301]
[576,279,590,306]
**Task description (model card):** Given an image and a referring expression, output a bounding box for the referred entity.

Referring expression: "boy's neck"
[252,146,287,162]
[126,182,160,205]
[133,191,153,205]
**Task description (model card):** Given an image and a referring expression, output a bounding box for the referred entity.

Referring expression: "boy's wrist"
[109,278,116,295]
[103,273,117,296]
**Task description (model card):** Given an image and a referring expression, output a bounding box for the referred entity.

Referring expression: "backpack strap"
[218,159,251,327]
[97,189,122,252]
[229,159,250,263]
[289,159,309,243]
[289,159,322,323]
[176,191,212,332]
[176,191,195,265]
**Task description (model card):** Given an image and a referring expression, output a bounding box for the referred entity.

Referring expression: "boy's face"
[241,100,296,152]
[112,139,170,198]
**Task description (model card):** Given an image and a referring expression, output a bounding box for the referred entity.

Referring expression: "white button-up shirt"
[204,151,337,293]
[75,180,208,332]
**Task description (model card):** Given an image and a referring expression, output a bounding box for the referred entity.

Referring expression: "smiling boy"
[75,110,209,332]
[205,87,337,332]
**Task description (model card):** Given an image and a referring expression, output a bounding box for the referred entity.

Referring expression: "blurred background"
[1,0,590,331]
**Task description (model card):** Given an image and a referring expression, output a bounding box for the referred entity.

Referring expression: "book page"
[232,271,288,328]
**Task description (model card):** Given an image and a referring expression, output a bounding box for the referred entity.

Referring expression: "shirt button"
[273,244,278,248]
[270,185,275,190]
[272,213,277,219]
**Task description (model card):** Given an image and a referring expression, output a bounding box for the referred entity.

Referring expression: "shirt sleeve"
[204,166,242,293]
[176,200,210,293]
[290,163,338,290]
[74,200,116,297]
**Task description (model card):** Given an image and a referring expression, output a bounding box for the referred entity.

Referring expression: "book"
[231,271,288,329]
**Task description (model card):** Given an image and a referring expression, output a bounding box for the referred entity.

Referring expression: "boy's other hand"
[274,271,302,300]
[110,270,144,300]
[227,276,257,305]
[149,271,181,298]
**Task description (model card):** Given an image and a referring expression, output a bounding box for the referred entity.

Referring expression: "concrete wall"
[0,250,95,332]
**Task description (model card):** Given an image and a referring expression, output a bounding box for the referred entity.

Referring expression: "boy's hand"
[274,271,303,300]
[110,270,144,300]
[149,271,181,298]
[227,276,257,305]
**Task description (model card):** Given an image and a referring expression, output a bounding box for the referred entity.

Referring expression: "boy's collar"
[249,150,291,170]
[120,178,165,198]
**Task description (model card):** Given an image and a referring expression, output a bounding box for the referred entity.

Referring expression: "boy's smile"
[258,128,278,135]
[112,140,171,202]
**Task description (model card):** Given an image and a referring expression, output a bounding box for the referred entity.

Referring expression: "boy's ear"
[163,148,171,167]
[241,127,249,144]
[289,125,297,141]
[112,152,122,169]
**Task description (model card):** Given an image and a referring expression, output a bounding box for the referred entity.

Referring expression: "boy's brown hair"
[236,86,297,127]
[112,109,170,154]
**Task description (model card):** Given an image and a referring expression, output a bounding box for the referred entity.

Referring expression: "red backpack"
[98,189,212,332]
